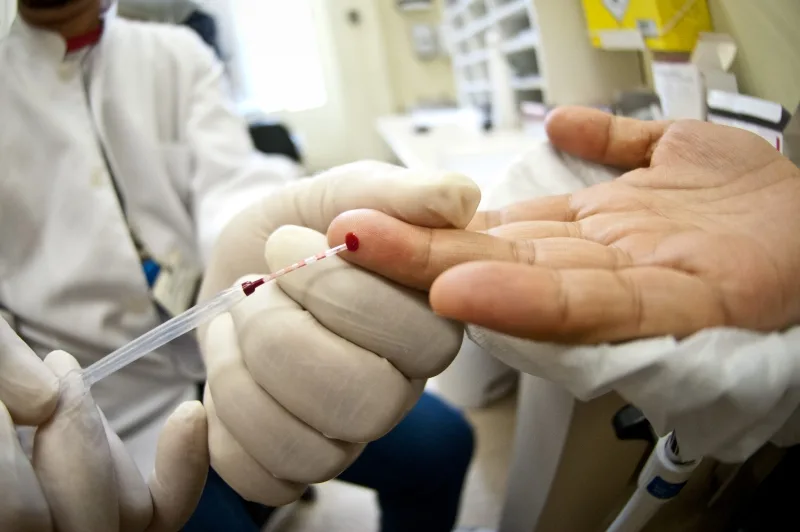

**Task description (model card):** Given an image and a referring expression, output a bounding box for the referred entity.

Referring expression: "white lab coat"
[0,16,298,474]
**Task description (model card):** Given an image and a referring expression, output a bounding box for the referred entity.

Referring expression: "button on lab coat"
[0,17,298,474]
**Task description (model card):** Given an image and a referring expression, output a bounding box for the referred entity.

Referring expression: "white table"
[376,113,545,207]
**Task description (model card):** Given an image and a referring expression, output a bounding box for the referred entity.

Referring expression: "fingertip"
[327,209,429,278]
[161,401,209,459]
[543,105,576,136]
[169,401,208,433]
[168,401,209,463]
[327,209,398,247]
[545,105,612,161]
[431,172,482,228]
[43,350,82,375]
[326,209,368,250]
[429,262,487,321]
[148,402,210,531]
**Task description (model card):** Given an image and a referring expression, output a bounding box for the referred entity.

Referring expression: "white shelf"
[444,0,472,21]
[510,75,543,91]
[446,0,548,107]
[399,1,434,11]
[493,0,530,23]
[463,80,491,94]
[502,29,539,55]
[451,15,493,44]
[449,0,531,45]
[445,0,644,129]
[455,49,490,68]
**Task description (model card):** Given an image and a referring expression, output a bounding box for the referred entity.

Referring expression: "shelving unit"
[444,0,543,108]
[442,0,644,111]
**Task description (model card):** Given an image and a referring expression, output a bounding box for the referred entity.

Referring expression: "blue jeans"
[183,392,475,532]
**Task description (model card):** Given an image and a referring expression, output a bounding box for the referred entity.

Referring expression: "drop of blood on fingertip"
[345,232,360,252]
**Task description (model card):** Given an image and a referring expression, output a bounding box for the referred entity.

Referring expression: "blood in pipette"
[241,235,358,297]
[241,278,265,296]
[345,232,360,252]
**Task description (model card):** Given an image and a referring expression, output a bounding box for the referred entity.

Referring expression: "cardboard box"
[652,55,705,120]
[707,90,792,153]
[651,33,738,120]
[582,0,713,52]
[690,33,738,93]
[784,104,800,167]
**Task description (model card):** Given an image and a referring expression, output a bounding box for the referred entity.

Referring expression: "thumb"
[146,401,209,532]
[0,318,59,425]
[287,161,482,231]
[546,106,669,170]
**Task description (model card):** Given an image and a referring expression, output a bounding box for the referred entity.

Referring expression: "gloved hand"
[0,317,209,532]
[326,109,800,462]
[198,161,481,505]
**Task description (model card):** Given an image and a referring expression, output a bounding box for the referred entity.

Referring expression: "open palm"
[329,107,800,343]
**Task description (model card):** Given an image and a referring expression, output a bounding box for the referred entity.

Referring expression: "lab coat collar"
[9,17,67,60]
[9,11,117,62]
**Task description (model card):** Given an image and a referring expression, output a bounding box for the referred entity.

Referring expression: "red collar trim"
[65,23,104,53]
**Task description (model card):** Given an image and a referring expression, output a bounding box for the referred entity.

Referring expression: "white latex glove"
[198,161,481,505]
[330,141,800,464]
[0,317,209,532]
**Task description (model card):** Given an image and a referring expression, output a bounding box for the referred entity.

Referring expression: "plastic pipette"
[82,233,360,387]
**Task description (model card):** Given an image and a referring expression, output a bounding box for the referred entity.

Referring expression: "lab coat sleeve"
[178,30,302,264]
[473,141,800,463]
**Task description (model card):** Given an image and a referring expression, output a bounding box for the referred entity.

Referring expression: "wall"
[375,0,457,113]
[208,0,395,170]
[325,0,396,161]
[533,0,645,106]
[707,0,800,111]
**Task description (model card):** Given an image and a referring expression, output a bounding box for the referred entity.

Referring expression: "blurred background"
[111,2,800,531]
[110,0,799,176]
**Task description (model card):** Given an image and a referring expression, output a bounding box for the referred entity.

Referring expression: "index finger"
[329,210,528,290]
[328,210,625,290]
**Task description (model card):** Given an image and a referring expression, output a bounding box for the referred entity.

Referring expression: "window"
[230,0,327,113]
[0,0,16,41]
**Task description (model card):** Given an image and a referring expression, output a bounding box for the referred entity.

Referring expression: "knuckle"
[510,240,537,266]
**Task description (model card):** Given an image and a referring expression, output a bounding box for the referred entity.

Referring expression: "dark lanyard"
[78,50,162,287]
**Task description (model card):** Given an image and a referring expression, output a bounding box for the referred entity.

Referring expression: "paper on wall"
[598,29,646,50]
[652,61,705,120]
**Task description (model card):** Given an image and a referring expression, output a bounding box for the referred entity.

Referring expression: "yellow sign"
[582,0,713,52]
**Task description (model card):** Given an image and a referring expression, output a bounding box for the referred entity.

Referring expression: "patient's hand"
[328,107,800,344]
